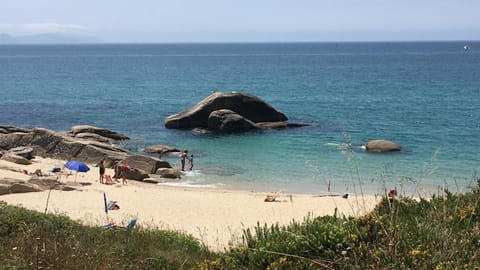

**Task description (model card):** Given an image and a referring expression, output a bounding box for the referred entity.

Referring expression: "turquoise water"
[1,42,479,195]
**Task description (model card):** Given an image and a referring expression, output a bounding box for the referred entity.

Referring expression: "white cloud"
[24,23,87,34]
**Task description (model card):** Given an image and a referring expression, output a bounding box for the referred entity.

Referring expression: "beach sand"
[0,157,379,251]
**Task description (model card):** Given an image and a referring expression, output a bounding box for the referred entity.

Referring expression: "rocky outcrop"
[143,145,180,156]
[156,168,182,179]
[0,127,130,166]
[0,126,174,182]
[8,146,34,159]
[255,121,310,129]
[123,168,150,181]
[165,92,288,129]
[143,175,182,184]
[69,125,130,141]
[0,152,32,165]
[117,155,172,181]
[0,178,75,195]
[208,109,258,132]
[365,140,402,153]
[119,155,171,174]
[73,132,111,143]
[0,125,32,134]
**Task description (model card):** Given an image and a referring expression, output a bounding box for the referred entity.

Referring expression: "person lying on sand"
[264,194,277,202]
[22,169,50,177]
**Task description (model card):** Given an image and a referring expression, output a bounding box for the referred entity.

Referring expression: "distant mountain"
[0,33,100,44]
[0,33,16,44]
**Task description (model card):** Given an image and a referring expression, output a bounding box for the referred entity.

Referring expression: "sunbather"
[104,175,115,185]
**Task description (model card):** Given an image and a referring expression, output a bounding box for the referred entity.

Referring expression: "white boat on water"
[464,45,471,50]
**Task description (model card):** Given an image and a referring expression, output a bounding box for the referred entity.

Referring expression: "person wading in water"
[180,150,188,171]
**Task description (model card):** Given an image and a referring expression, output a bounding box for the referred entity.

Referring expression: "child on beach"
[121,164,129,185]
[189,154,194,171]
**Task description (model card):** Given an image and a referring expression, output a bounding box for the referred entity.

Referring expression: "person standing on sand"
[121,164,129,185]
[181,150,188,171]
[189,154,194,171]
[98,159,105,184]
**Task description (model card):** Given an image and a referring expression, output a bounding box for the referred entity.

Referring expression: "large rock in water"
[365,140,402,152]
[143,145,180,156]
[165,92,288,129]
[120,155,172,174]
[255,121,310,129]
[117,155,172,181]
[208,109,258,132]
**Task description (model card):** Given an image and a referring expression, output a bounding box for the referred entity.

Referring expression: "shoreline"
[0,157,379,251]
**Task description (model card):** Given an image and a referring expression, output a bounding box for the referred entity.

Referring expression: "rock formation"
[156,168,183,179]
[165,92,299,131]
[365,139,402,153]
[255,121,310,129]
[143,145,180,156]
[8,146,34,160]
[0,152,32,165]
[0,125,172,181]
[0,178,75,195]
[116,155,172,181]
[208,109,258,132]
[69,125,130,141]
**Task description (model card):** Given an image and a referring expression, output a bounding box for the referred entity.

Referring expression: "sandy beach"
[0,157,379,251]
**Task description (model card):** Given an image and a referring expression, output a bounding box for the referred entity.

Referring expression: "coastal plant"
[347,182,480,269]
[0,204,213,269]
[3,180,480,269]
[199,179,480,269]
[201,215,352,269]
[335,131,371,216]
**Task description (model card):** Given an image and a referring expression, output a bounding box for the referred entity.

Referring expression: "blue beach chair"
[126,217,137,230]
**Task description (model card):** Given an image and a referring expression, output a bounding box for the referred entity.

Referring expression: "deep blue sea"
[1,42,479,195]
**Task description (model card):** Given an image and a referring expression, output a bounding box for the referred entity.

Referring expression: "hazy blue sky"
[1,0,479,42]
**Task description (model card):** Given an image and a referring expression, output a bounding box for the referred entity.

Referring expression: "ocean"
[1,42,479,195]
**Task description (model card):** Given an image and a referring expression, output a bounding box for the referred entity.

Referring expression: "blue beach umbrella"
[64,160,90,172]
[64,160,90,182]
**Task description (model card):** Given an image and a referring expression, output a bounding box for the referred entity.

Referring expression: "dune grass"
[198,180,480,269]
[2,180,480,269]
[0,205,213,269]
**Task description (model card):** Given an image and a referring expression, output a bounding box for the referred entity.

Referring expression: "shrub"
[0,205,212,269]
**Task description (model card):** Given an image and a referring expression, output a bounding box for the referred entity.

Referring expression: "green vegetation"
[2,181,480,269]
[0,205,213,269]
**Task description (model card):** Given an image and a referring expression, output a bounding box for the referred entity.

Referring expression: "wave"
[157,182,221,189]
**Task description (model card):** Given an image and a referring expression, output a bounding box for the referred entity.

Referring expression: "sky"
[1,0,479,43]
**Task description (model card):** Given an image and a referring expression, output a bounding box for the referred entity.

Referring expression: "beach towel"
[107,200,120,210]
[102,221,117,228]
[102,218,136,230]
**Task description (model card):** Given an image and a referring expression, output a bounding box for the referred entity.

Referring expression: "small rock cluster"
[0,178,75,195]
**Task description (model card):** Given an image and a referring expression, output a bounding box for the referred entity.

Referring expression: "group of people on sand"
[98,158,128,185]
[180,150,194,171]
[97,149,194,185]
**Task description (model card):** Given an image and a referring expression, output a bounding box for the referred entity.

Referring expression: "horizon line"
[0,39,479,46]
